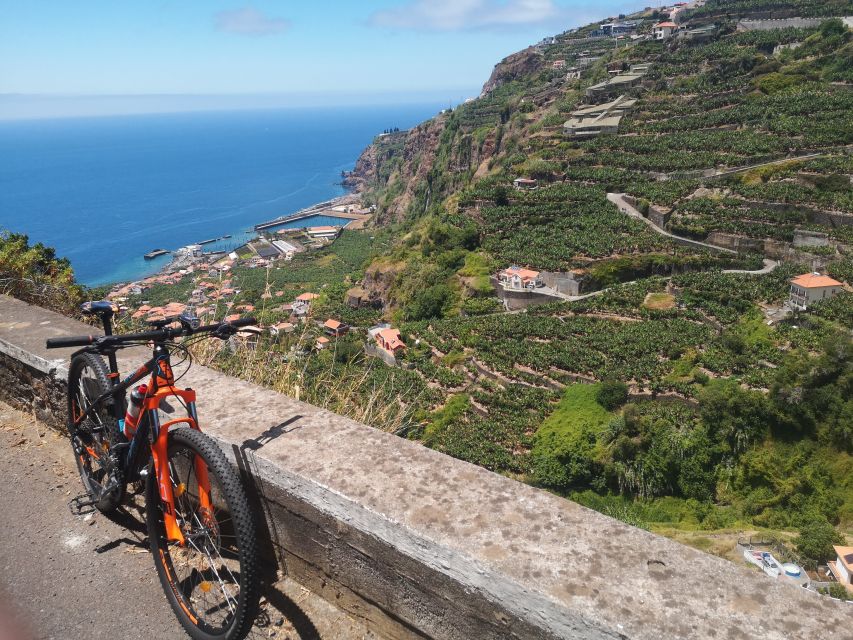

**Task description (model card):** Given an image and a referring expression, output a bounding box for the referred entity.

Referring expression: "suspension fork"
[146,388,212,545]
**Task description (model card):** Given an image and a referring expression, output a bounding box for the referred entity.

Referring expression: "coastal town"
[8,0,850,614]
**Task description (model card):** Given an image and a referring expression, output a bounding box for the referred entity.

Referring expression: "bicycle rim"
[147,428,258,640]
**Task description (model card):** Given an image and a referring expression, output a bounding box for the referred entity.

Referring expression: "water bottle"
[123,384,148,438]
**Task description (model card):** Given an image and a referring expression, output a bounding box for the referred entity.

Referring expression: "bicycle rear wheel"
[67,352,124,512]
[146,427,259,640]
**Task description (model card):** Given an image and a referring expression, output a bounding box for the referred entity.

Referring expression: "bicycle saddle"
[81,301,119,317]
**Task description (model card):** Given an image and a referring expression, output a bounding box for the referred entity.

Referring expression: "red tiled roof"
[791,273,842,288]
[501,266,540,281]
[377,328,405,351]
[655,21,677,27]
[296,292,320,301]
[324,319,343,330]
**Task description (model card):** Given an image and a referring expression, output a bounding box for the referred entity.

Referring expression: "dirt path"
[0,401,376,640]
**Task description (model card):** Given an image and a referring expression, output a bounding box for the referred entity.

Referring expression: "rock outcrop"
[480,47,544,96]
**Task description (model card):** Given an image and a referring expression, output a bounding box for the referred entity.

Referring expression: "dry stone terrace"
[1,293,851,639]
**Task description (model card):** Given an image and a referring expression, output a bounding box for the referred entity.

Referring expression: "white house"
[827,546,853,590]
[654,21,678,40]
[789,272,843,310]
[513,177,538,191]
[498,266,543,291]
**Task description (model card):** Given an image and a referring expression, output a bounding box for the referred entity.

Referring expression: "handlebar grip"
[46,335,99,349]
[228,317,258,328]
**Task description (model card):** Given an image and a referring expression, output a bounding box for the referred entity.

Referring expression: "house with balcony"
[324,318,349,337]
[498,266,543,291]
[654,21,678,40]
[293,292,321,317]
[585,72,645,99]
[789,272,843,310]
[827,546,853,591]
[368,324,406,356]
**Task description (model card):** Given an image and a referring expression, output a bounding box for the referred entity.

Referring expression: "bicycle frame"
[70,340,210,547]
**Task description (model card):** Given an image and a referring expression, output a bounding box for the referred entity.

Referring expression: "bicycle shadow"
[232,418,326,640]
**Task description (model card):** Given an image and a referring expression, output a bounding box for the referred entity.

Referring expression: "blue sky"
[0,1,638,117]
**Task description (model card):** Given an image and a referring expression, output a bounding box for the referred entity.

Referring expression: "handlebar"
[46,317,258,350]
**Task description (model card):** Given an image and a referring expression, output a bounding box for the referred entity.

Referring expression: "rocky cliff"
[480,46,544,96]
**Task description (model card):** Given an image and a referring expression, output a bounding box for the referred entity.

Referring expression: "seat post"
[98,309,121,388]
[101,312,114,336]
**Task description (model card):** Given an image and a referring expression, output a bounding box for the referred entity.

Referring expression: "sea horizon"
[0,102,445,287]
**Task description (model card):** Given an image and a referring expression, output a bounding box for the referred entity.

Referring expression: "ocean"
[0,103,442,286]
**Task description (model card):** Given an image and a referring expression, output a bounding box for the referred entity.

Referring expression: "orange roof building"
[790,272,843,310]
[653,21,677,39]
[295,292,320,302]
[498,265,543,291]
[323,318,349,337]
[376,328,405,353]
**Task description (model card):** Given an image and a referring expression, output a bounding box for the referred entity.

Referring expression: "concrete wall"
[793,229,830,248]
[540,271,586,296]
[646,205,671,229]
[737,17,828,31]
[704,232,830,270]
[491,277,561,311]
[3,294,853,640]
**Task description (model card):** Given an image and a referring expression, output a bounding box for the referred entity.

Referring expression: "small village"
[105,198,412,368]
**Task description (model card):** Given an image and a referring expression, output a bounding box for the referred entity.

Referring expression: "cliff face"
[480,46,544,96]
[344,47,548,225]
[345,116,449,223]
[342,141,378,192]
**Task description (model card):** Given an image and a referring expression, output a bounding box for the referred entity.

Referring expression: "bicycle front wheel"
[146,427,259,640]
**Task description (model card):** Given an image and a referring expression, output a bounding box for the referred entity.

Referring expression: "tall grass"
[188,325,428,434]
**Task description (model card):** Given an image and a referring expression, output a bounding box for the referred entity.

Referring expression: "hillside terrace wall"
[2,294,852,640]
[490,277,562,311]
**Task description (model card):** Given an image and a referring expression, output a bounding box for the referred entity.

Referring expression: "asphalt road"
[0,401,374,640]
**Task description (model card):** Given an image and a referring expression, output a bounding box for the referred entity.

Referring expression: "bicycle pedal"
[69,493,98,516]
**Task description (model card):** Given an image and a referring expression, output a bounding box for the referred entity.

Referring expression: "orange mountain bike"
[47,301,260,640]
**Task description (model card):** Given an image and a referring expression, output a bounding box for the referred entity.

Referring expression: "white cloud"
[215,7,290,36]
[369,0,561,31]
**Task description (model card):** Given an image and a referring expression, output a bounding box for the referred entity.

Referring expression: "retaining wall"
[2,294,852,639]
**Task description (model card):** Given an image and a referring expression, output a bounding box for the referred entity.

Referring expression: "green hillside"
[339,2,853,561]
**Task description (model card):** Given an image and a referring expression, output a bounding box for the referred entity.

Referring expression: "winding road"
[606,192,779,274]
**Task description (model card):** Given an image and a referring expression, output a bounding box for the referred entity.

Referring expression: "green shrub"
[596,380,629,410]
[795,519,844,567]
[0,231,82,315]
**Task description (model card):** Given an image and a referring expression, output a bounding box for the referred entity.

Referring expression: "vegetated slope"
[341,1,853,563]
[0,231,82,315]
